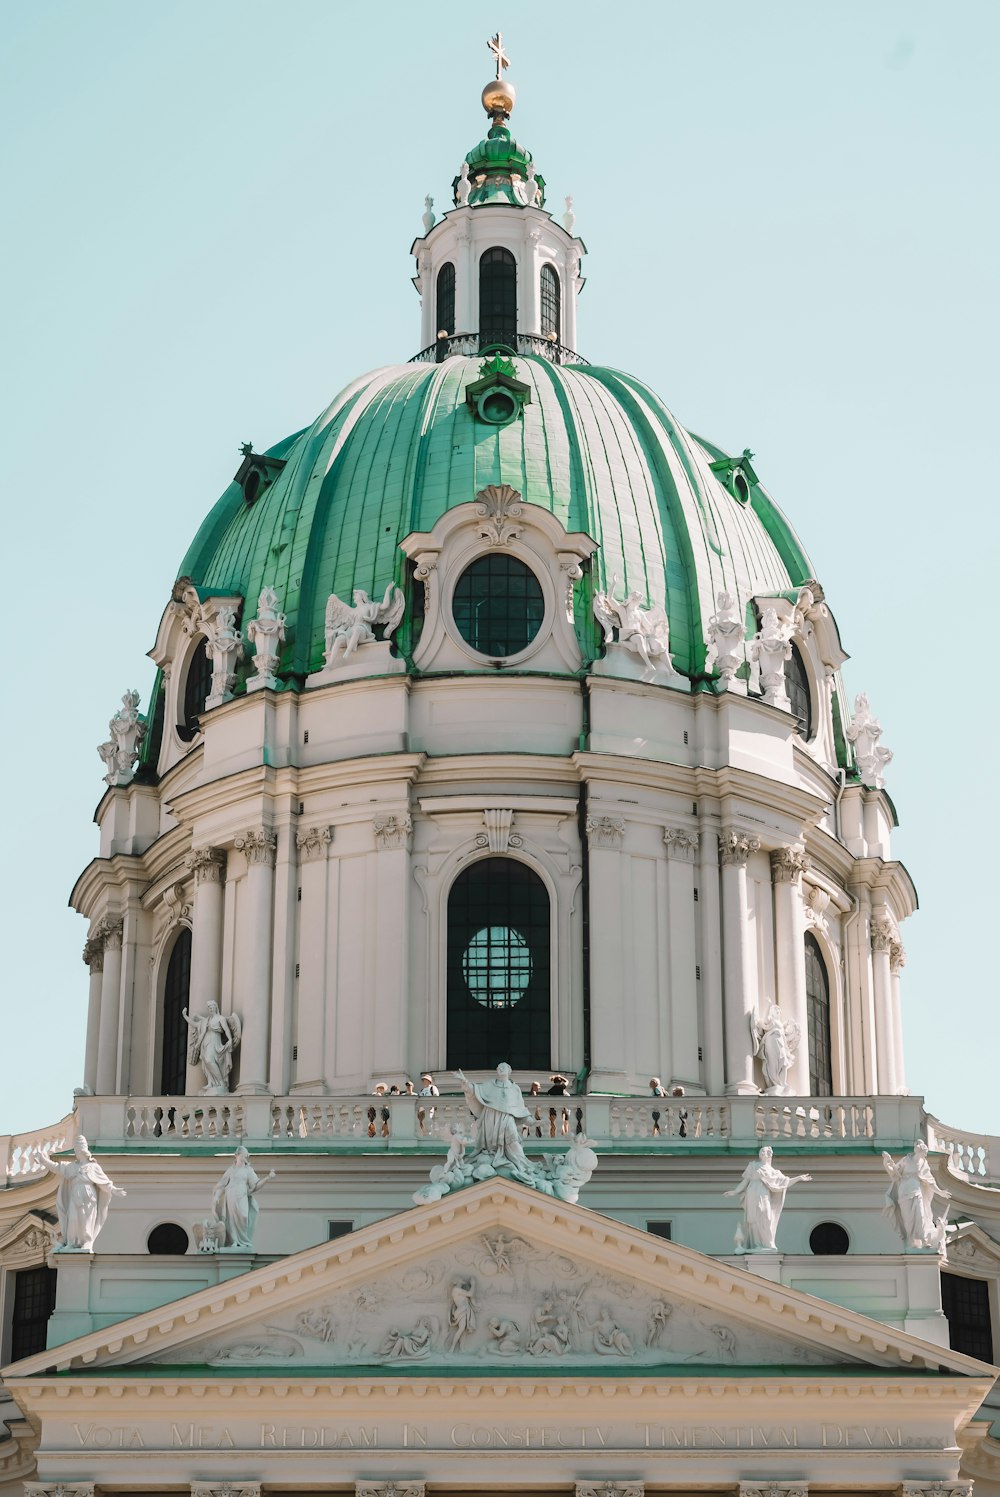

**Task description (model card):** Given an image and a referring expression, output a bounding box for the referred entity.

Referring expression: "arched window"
[479,246,517,349]
[436,262,455,353]
[447,858,550,1070]
[785,643,813,738]
[10,1265,57,1361]
[804,932,832,1097]
[180,635,213,740]
[540,263,561,341]
[160,927,191,1095]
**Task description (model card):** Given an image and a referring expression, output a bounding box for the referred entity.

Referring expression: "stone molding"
[476,483,524,546]
[186,846,227,884]
[373,813,413,851]
[356,1484,425,1497]
[586,814,626,848]
[719,829,760,867]
[871,911,897,954]
[234,829,277,867]
[82,935,104,972]
[663,827,699,863]
[475,808,522,854]
[295,825,335,860]
[770,846,806,884]
[738,1486,809,1497]
[190,1485,262,1497]
[900,1485,973,1497]
[577,1485,644,1497]
[24,1485,96,1497]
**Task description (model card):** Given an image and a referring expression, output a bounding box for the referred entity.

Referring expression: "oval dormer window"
[179,635,213,740]
[452,554,543,659]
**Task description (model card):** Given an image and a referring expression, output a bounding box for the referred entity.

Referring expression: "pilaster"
[233,828,276,1093]
[81,935,104,1094]
[95,915,123,1094]
[185,846,227,1095]
[372,812,413,1078]
[291,826,334,1092]
[890,936,907,1092]
[663,827,700,1085]
[871,907,897,1093]
[586,813,628,1085]
[719,829,760,1094]
[770,845,809,1095]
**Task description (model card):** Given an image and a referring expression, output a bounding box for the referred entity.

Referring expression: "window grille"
[452,554,544,658]
[160,927,192,1095]
[479,246,517,348]
[540,262,561,341]
[805,932,832,1096]
[181,634,213,736]
[785,642,813,738]
[941,1272,994,1362]
[10,1265,57,1362]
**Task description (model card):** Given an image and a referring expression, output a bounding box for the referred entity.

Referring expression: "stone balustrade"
[0,1111,75,1183]
[926,1113,1000,1184]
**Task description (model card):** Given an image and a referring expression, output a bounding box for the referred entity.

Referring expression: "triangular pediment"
[3,1180,991,1379]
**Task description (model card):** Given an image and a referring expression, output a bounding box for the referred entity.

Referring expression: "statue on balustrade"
[183,1001,242,1094]
[751,1002,800,1095]
[211,1146,275,1250]
[724,1145,811,1252]
[39,1134,126,1252]
[882,1141,951,1251]
[323,582,405,666]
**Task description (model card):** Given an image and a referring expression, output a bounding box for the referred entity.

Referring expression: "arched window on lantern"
[447,857,550,1070]
[804,932,832,1096]
[540,263,561,342]
[479,246,517,349]
[160,927,191,1095]
[435,262,455,361]
[785,643,813,739]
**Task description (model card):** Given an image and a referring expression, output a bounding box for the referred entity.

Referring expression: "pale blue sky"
[1,2,997,1135]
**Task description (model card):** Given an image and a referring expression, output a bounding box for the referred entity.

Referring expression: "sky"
[1,1,997,1137]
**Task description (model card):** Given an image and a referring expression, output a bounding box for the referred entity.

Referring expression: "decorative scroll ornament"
[323,582,405,666]
[882,1140,950,1251]
[586,814,625,848]
[296,824,335,860]
[476,808,522,853]
[747,606,794,707]
[476,483,524,545]
[245,585,286,691]
[235,828,277,866]
[577,1484,645,1497]
[97,689,147,786]
[846,691,893,788]
[373,812,413,851]
[184,1003,242,1095]
[24,1485,97,1497]
[414,1063,598,1208]
[751,1003,800,1095]
[594,574,679,680]
[900,1486,973,1497]
[719,829,760,866]
[191,1485,262,1497]
[704,589,746,685]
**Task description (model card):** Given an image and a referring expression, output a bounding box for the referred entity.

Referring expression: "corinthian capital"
[296,824,335,860]
[586,814,626,848]
[24,1485,97,1497]
[234,828,277,866]
[770,846,806,883]
[890,938,906,976]
[190,1486,262,1497]
[900,1485,973,1497]
[356,1484,425,1497]
[372,812,413,851]
[576,1484,644,1497]
[870,911,896,953]
[719,829,760,866]
[737,1486,809,1497]
[663,827,699,863]
[82,935,104,972]
[186,846,227,884]
[97,915,124,950]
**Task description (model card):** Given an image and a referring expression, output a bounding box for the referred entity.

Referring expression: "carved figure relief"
[593,575,680,680]
[323,582,404,665]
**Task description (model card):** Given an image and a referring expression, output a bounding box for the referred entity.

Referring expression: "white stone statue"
[448,1276,477,1350]
[38,1135,126,1252]
[723,1145,812,1253]
[245,585,286,691]
[704,590,746,685]
[455,1064,536,1184]
[751,1002,800,1095]
[97,689,147,787]
[563,194,576,233]
[747,606,794,708]
[539,1132,600,1204]
[846,692,894,789]
[455,161,471,206]
[183,1002,242,1095]
[202,604,244,709]
[882,1141,951,1251]
[193,1217,226,1253]
[323,582,405,666]
[593,576,677,679]
[422,194,435,232]
[211,1146,275,1250]
[525,162,540,205]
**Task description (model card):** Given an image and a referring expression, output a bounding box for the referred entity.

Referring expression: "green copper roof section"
[176,358,815,682]
[459,123,545,207]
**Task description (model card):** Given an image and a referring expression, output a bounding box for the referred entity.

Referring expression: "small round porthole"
[733,471,750,503]
[809,1221,850,1255]
[147,1222,189,1255]
[243,468,261,506]
[475,387,518,425]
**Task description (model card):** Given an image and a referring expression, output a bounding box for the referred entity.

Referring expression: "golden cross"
[488,31,510,81]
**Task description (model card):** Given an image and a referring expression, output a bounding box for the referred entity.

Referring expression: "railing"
[0,1112,75,1183]
[58,1092,926,1155]
[409,331,589,366]
[926,1114,1000,1185]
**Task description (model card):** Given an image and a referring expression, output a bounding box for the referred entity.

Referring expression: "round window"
[809,1221,850,1255]
[147,1222,189,1255]
[462,924,532,1008]
[453,554,544,658]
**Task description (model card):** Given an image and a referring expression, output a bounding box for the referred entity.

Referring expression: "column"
[522,224,541,333]
[770,846,810,1095]
[185,846,227,1095]
[586,813,629,1086]
[697,825,725,1094]
[95,916,124,1095]
[371,813,412,1080]
[870,907,896,1094]
[191,1486,261,1497]
[456,223,475,333]
[890,936,907,1092]
[234,827,277,1093]
[291,825,334,1093]
[663,828,700,1085]
[81,935,104,1093]
[719,829,760,1095]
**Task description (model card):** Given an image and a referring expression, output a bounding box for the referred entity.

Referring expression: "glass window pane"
[805,932,832,1096]
[479,246,517,347]
[436,262,455,343]
[540,263,561,340]
[785,644,813,737]
[941,1273,993,1362]
[11,1265,57,1361]
[452,554,544,658]
[160,928,192,1095]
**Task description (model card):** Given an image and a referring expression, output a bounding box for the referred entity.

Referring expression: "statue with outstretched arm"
[453,1063,536,1182]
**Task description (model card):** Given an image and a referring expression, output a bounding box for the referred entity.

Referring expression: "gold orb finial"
[483,31,515,120]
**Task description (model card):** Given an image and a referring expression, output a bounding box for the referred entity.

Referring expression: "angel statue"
[593,576,674,678]
[323,582,405,666]
[751,1002,800,1095]
[882,1141,951,1251]
[183,1001,242,1094]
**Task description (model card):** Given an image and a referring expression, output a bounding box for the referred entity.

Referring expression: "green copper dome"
[459,123,546,207]
[175,354,812,688]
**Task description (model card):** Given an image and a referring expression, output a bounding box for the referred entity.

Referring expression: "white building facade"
[1,44,999,1497]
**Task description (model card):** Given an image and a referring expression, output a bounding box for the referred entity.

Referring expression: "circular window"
[809,1221,850,1255]
[463,924,532,1007]
[453,554,544,658]
[147,1222,189,1255]
[477,388,518,425]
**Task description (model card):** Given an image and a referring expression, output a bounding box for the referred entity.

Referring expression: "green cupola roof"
[458,123,546,208]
